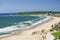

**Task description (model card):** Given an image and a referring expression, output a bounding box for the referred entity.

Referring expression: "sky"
[0,0,60,13]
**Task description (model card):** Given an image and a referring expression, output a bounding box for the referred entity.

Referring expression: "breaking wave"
[0,16,51,37]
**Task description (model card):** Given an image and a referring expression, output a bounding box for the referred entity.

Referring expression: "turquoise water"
[0,16,45,28]
[0,16,47,37]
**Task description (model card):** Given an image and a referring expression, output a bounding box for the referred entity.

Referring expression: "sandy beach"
[0,16,60,40]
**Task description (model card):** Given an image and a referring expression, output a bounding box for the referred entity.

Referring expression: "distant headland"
[0,11,60,16]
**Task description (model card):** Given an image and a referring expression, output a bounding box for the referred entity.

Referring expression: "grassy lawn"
[52,32,60,37]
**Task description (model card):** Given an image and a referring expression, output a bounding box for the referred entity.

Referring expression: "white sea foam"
[0,16,51,37]
[18,21,33,29]
[23,21,33,24]
[30,17,51,27]
[0,34,11,37]
[0,21,33,33]
[0,26,19,32]
[20,17,51,29]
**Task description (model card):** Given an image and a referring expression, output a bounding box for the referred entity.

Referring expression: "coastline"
[0,16,60,40]
[0,16,50,38]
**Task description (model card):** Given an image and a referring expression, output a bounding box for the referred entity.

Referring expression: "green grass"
[52,32,60,37]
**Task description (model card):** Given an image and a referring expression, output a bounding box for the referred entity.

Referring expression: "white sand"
[0,16,60,40]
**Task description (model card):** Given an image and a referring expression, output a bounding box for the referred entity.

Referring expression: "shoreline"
[0,16,60,40]
[0,16,51,38]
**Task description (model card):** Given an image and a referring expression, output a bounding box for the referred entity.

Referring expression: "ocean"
[0,16,49,37]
